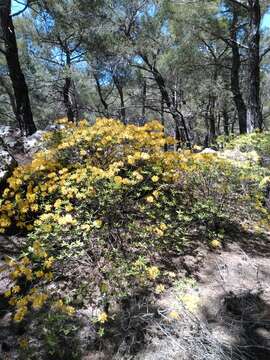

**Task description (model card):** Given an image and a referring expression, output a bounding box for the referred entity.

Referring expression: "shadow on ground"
[202,290,270,360]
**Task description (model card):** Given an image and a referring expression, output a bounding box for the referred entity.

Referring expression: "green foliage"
[1,119,269,357]
[224,132,270,157]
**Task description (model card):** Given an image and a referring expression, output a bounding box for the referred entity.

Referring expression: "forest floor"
[1,227,270,359]
[76,228,270,360]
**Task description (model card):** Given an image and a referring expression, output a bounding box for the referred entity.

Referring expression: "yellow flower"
[4,289,11,297]
[65,204,73,212]
[11,270,21,279]
[159,223,167,231]
[141,152,150,160]
[151,175,159,182]
[9,297,17,306]
[54,199,62,210]
[12,285,21,294]
[114,176,123,185]
[168,310,180,320]
[58,214,74,225]
[44,257,54,269]
[64,305,76,316]
[97,312,108,324]
[31,204,39,212]
[31,293,48,310]
[147,266,160,280]
[19,338,28,349]
[45,204,52,212]
[93,219,103,229]
[44,272,53,281]
[80,149,87,156]
[81,224,90,231]
[35,270,44,278]
[127,156,136,165]
[14,306,28,322]
[146,196,154,203]
[210,239,221,249]
[155,284,165,294]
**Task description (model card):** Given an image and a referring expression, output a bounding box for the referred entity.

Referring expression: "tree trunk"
[113,76,126,124]
[223,104,230,137]
[246,0,263,131]
[230,7,247,134]
[0,0,36,135]
[208,95,216,144]
[63,51,75,122]
[94,73,109,116]
[139,53,190,147]
[141,79,146,119]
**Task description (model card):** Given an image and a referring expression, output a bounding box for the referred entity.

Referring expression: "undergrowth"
[0,118,269,357]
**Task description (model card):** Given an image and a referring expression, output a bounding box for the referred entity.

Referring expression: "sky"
[262,13,270,29]
[11,0,270,29]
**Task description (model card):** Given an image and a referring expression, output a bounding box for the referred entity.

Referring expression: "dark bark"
[223,104,230,136]
[208,95,217,144]
[161,97,168,151]
[113,75,126,124]
[0,76,21,128]
[94,74,109,116]
[141,79,146,118]
[230,7,247,134]
[63,51,75,122]
[0,0,36,135]
[139,53,190,147]
[246,0,263,131]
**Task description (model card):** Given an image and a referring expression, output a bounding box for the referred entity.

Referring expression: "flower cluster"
[0,117,267,329]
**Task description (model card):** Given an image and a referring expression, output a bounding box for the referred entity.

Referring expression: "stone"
[0,126,21,150]
[201,148,217,154]
[0,145,17,189]
[23,130,45,155]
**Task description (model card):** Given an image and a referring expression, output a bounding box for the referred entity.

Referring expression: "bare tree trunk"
[223,104,230,137]
[230,6,247,134]
[208,95,216,144]
[113,75,126,124]
[63,51,75,122]
[94,74,109,116]
[141,79,146,119]
[161,96,168,151]
[0,0,36,135]
[246,0,263,131]
[139,53,190,147]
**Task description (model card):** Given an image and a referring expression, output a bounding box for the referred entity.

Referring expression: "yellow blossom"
[151,175,159,182]
[146,196,154,203]
[93,219,103,228]
[97,312,108,324]
[35,270,44,278]
[147,266,160,280]
[44,257,54,269]
[19,338,29,349]
[210,239,221,249]
[155,284,165,294]
[14,306,28,322]
[168,310,180,320]
[141,152,150,160]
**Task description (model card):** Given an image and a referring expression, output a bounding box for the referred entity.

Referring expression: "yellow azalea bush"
[0,117,268,327]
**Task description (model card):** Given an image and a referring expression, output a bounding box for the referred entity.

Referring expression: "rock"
[261,156,270,168]
[0,262,13,297]
[0,145,17,189]
[221,149,260,163]
[201,148,217,154]
[23,130,45,155]
[0,126,22,150]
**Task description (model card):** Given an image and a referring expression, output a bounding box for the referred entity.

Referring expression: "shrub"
[0,118,268,327]
[221,131,270,156]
